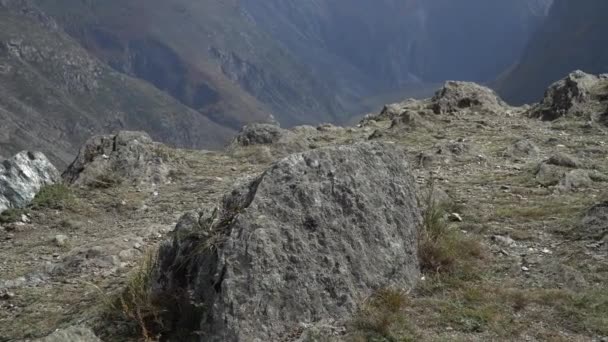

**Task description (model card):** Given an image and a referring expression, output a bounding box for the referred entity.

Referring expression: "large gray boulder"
[35,326,101,342]
[63,131,170,186]
[153,142,421,341]
[0,151,60,212]
[528,71,608,121]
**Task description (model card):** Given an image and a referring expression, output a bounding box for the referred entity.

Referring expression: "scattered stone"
[0,290,15,300]
[448,213,463,222]
[491,235,517,247]
[557,169,592,192]
[53,235,68,247]
[35,326,102,342]
[118,249,137,262]
[152,142,421,341]
[508,139,540,158]
[0,151,60,213]
[580,201,608,240]
[546,153,581,168]
[521,266,530,272]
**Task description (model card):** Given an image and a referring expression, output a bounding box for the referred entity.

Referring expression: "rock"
[546,153,581,168]
[557,170,592,192]
[62,131,170,187]
[35,326,102,342]
[390,111,427,131]
[529,71,608,121]
[430,81,509,115]
[491,235,517,247]
[448,213,463,222]
[152,142,421,341]
[580,201,608,240]
[367,129,384,140]
[53,235,69,247]
[508,139,540,158]
[118,249,138,262]
[534,162,564,187]
[0,151,60,213]
[230,123,289,147]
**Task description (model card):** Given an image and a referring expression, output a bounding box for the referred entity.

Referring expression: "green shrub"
[0,208,27,224]
[31,184,75,210]
[111,249,163,341]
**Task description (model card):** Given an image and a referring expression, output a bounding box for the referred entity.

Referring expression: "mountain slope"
[33,0,345,127]
[0,1,235,166]
[241,0,552,88]
[33,0,551,127]
[497,0,608,104]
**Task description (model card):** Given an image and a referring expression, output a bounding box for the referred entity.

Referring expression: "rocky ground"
[1,72,607,341]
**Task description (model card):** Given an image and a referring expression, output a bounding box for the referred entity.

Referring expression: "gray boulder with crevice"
[62,131,170,186]
[152,142,421,341]
[0,151,60,213]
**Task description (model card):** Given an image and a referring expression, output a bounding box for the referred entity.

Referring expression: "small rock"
[53,235,69,247]
[491,235,517,247]
[118,249,137,262]
[521,266,530,272]
[0,291,15,300]
[448,213,463,222]
[20,214,30,223]
[231,167,237,171]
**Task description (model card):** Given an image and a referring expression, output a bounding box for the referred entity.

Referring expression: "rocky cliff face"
[497,0,608,104]
[0,1,235,166]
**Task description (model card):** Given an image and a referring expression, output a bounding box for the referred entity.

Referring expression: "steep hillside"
[33,0,345,127]
[0,1,235,166]
[32,0,550,128]
[498,0,608,104]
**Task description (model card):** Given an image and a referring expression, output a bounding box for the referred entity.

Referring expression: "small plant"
[418,179,484,275]
[111,249,163,341]
[90,173,122,189]
[351,288,417,341]
[31,184,75,210]
[0,208,27,224]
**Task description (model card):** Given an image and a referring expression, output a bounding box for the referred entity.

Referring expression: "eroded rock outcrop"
[528,71,608,121]
[0,151,59,212]
[430,81,510,115]
[152,142,421,341]
[62,131,170,187]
